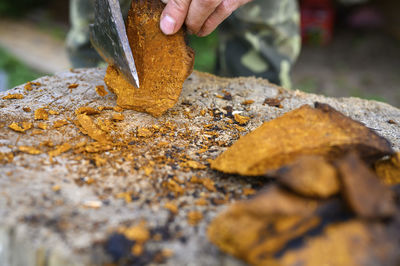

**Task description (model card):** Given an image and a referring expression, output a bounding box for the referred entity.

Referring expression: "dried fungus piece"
[263,98,282,108]
[211,103,393,176]
[207,186,320,265]
[233,114,250,125]
[104,0,194,117]
[95,85,108,97]
[24,81,41,91]
[375,153,400,185]
[34,108,49,120]
[277,155,340,198]
[19,146,41,155]
[112,113,124,121]
[68,83,79,89]
[336,152,396,219]
[77,114,109,143]
[75,107,100,116]
[48,143,72,157]
[53,119,68,128]
[137,128,153,138]
[37,122,47,130]
[2,93,24,100]
[187,211,203,226]
[8,122,32,133]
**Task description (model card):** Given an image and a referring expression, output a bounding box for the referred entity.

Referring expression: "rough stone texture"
[0,68,399,265]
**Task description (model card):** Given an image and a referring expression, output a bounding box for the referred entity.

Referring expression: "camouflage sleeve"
[217,0,301,89]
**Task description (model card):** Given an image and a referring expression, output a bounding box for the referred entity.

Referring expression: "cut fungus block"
[211,103,393,176]
[278,221,398,266]
[336,152,396,219]
[207,186,321,265]
[104,0,194,117]
[276,155,340,198]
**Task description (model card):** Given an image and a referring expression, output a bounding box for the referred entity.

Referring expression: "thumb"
[160,0,191,35]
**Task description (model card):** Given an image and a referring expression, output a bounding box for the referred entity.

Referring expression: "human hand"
[160,0,251,37]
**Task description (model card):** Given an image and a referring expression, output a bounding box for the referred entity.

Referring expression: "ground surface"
[0,68,399,265]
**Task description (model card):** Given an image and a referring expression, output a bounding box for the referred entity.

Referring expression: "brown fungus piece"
[104,0,194,117]
[336,152,396,219]
[276,155,340,198]
[211,103,393,176]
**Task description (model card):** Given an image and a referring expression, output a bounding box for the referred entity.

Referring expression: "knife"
[89,0,140,88]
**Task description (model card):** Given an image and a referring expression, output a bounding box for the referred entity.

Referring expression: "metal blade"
[90,0,139,88]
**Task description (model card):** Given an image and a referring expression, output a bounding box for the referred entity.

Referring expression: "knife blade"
[90,0,140,88]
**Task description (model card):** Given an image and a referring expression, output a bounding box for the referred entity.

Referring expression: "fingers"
[160,0,192,35]
[160,0,251,36]
[197,0,251,37]
[185,0,223,35]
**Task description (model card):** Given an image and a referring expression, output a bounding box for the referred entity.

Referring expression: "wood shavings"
[2,93,24,100]
[95,85,108,97]
[34,108,49,120]
[18,146,41,155]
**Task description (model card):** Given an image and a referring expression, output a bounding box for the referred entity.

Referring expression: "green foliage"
[0,0,49,16]
[189,31,219,73]
[0,46,43,89]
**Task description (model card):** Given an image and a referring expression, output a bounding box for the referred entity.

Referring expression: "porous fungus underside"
[105,0,194,117]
